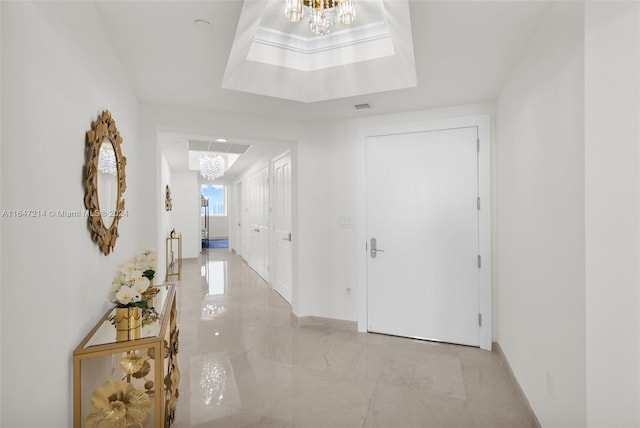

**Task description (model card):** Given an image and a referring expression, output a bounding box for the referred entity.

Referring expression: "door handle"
[254,228,260,232]
[370,237,385,259]
[282,232,292,242]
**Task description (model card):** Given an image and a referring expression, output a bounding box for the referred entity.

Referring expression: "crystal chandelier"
[200,155,226,181]
[285,0,356,36]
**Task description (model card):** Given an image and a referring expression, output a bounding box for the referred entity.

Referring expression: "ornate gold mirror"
[84,110,127,255]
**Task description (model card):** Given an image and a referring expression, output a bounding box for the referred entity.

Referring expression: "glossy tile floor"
[172,249,536,428]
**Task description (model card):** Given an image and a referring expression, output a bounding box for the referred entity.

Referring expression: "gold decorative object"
[115,307,141,341]
[165,362,180,427]
[165,234,182,281]
[85,380,151,428]
[170,328,179,356]
[142,287,159,303]
[120,353,144,375]
[74,284,179,427]
[147,340,170,360]
[165,184,173,211]
[164,308,181,425]
[120,352,154,394]
[164,346,181,426]
[84,110,127,256]
[132,360,151,379]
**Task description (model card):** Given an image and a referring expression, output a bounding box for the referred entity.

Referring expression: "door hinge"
[477,138,480,152]
[477,255,482,268]
[478,313,482,327]
[477,197,480,210]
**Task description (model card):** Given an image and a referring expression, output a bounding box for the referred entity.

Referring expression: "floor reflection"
[201,301,226,320]
[200,253,228,321]
[201,257,227,296]
[189,352,240,426]
[199,354,229,405]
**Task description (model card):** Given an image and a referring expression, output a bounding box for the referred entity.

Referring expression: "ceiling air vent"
[354,103,372,110]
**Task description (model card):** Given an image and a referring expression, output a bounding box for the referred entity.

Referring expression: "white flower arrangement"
[110,249,157,308]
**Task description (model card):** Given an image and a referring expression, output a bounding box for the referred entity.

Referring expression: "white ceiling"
[95,0,550,172]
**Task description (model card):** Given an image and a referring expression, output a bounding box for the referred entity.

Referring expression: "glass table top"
[83,284,174,348]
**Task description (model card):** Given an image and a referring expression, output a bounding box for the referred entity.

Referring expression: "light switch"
[339,217,354,229]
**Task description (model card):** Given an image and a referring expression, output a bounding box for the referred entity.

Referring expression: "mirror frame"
[84,110,127,255]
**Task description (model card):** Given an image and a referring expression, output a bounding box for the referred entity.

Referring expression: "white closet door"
[248,166,270,281]
[272,151,292,303]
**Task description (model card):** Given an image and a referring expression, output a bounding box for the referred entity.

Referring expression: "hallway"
[172,249,535,428]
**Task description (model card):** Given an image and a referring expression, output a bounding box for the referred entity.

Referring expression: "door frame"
[356,115,492,350]
[236,181,244,257]
[270,149,293,304]
[245,165,270,281]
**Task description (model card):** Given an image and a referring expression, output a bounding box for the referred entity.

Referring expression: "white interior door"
[366,127,480,346]
[272,151,292,303]
[248,166,270,281]
[236,181,244,257]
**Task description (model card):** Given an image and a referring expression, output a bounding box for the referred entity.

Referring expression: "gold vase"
[115,307,142,341]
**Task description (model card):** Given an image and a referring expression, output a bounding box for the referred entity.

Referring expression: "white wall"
[0,1,4,419]
[496,3,640,426]
[171,172,201,258]
[208,216,229,239]
[296,123,358,319]
[0,2,146,427]
[157,152,172,284]
[585,2,640,426]
[495,3,586,426]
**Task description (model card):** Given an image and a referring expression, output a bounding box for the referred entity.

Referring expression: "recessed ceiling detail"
[188,140,252,154]
[187,140,253,174]
[248,23,394,72]
[222,0,417,103]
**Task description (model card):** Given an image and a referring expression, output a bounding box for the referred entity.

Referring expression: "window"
[201,184,226,216]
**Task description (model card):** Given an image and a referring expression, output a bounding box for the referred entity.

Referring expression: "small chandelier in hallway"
[200,154,225,181]
[285,0,356,36]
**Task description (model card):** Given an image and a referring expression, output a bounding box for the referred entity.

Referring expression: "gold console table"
[73,284,179,427]
[165,234,182,281]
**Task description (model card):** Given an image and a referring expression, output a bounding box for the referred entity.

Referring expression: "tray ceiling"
[222,0,417,102]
